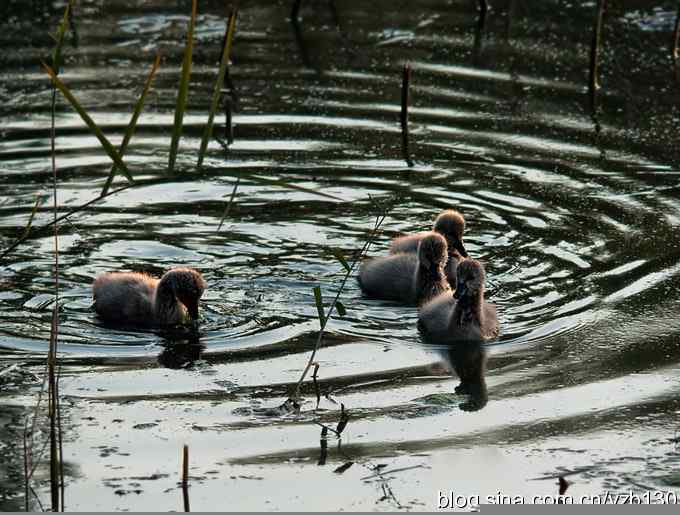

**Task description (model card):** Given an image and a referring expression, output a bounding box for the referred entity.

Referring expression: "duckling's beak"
[454,239,468,258]
[454,280,467,300]
[186,300,200,321]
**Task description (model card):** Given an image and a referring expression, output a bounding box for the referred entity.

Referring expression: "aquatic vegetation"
[197,10,238,169]
[101,54,161,196]
[168,0,197,174]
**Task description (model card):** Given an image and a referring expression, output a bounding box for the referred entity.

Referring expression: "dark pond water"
[2,0,680,510]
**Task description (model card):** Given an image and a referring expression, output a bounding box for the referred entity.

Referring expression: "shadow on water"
[2,0,680,510]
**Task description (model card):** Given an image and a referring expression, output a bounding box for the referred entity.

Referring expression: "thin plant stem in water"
[217,176,240,232]
[478,0,488,18]
[291,208,388,401]
[43,64,133,182]
[400,64,414,167]
[168,0,197,173]
[48,4,71,509]
[198,10,238,169]
[102,53,161,196]
[48,308,60,512]
[589,0,606,100]
[673,4,680,80]
[291,0,302,21]
[182,445,190,512]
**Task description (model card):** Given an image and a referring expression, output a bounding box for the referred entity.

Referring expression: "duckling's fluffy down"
[93,272,158,326]
[357,253,419,304]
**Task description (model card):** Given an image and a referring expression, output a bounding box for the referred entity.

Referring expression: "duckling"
[418,258,498,343]
[92,267,206,328]
[358,233,450,306]
[389,209,468,286]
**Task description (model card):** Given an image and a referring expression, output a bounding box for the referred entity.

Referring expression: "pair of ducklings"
[358,209,499,343]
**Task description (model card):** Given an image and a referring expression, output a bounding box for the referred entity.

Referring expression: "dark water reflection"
[2,0,680,510]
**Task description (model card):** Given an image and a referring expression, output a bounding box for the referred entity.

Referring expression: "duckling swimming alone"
[418,258,498,343]
[92,267,206,328]
[389,209,468,286]
[358,233,450,306]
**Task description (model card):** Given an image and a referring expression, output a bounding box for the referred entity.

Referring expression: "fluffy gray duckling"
[389,209,468,286]
[92,267,206,328]
[358,233,450,306]
[418,258,499,343]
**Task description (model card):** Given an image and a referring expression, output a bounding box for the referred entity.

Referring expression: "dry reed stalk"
[182,445,190,512]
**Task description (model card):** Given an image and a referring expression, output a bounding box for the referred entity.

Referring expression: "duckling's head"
[163,268,207,320]
[433,209,468,257]
[417,233,448,271]
[453,259,485,300]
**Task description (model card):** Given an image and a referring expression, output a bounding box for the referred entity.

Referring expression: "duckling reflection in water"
[438,340,488,411]
[418,258,499,343]
[157,335,205,369]
[358,233,450,306]
[390,209,468,287]
[92,267,206,328]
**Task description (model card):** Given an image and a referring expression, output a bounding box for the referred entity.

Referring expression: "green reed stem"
[589,0,606,95]
[198,10,237,169]
[168,0,197,173]
[43,64,133,183]
[400,64,413,167]
[102,53,160,196]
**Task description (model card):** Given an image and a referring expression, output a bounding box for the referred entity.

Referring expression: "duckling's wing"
[358,254,418,303]
[482,302,500,340]
[389,231,429,254]
[417,292,456,342]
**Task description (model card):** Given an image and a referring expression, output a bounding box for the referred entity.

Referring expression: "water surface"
[2,0,680,510]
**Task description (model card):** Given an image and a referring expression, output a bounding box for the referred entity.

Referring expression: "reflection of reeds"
[169,0,197,173]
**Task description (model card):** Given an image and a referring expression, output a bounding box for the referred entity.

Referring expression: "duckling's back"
[358,253,418,304]
[417,291,456,342]
[93,272,157,325]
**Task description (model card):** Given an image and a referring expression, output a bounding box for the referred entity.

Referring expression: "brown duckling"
[418,258,499,343]
[358,233,451,306]
[93,267,206,328]
[389,209,468,286]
